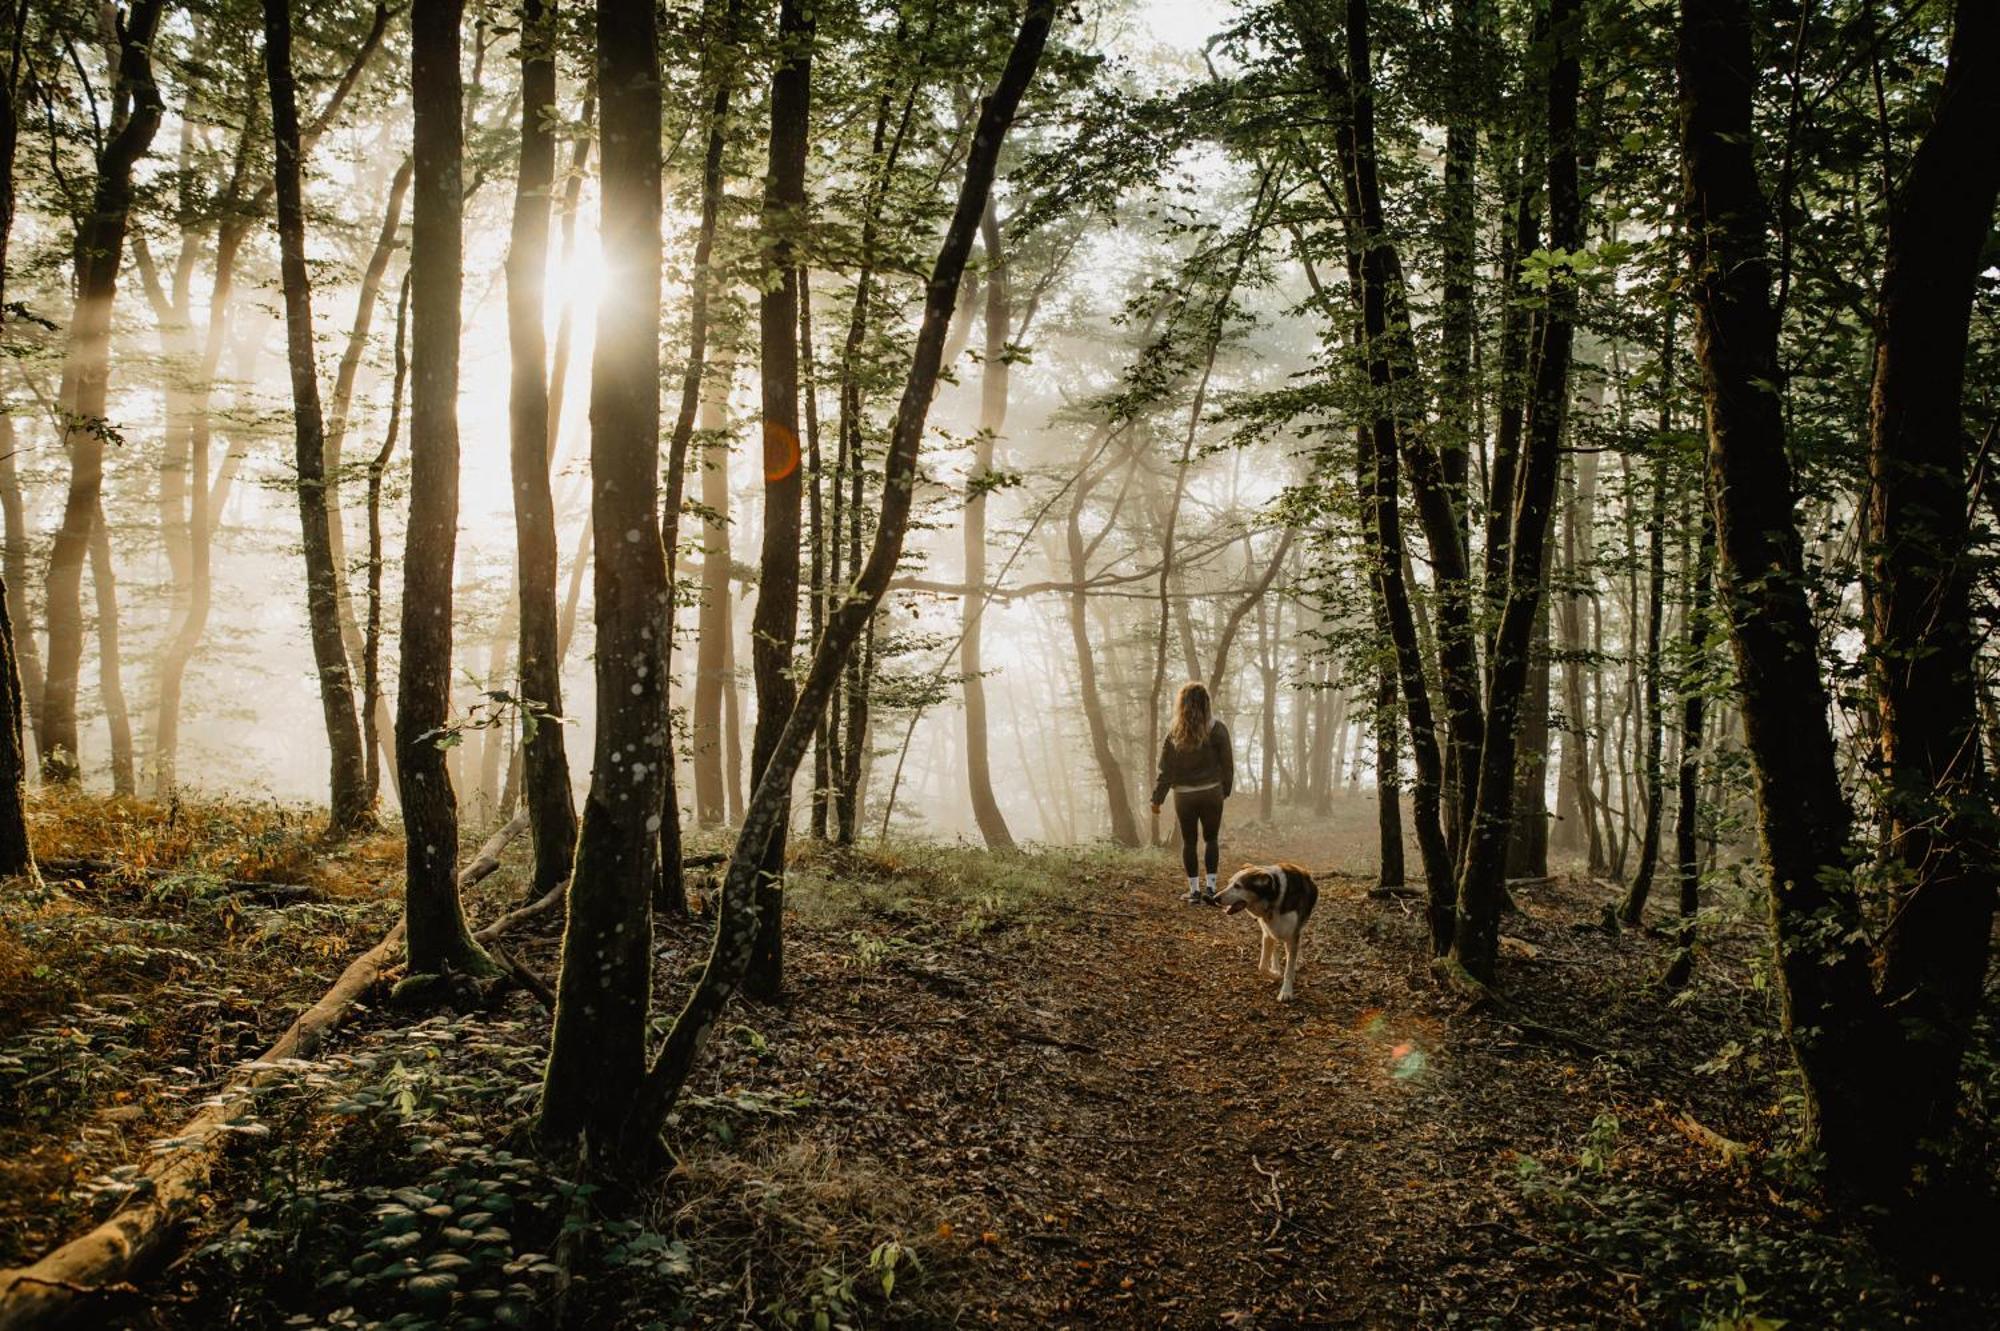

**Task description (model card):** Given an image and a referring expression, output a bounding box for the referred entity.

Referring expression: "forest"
[0,0,1994,1325]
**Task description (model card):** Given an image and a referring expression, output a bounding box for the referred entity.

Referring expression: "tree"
[622,0,1055,1157]
[264,0,371,834]
[962,202,1015,850]
[0,0,35,880]
[1672,0,1977,1196]
[400,0,493,980]
[744,0,812,999]
[1446,0,1581,987]
[539,0,671,1155]
[505,0,577,899]
[37,0,166,784]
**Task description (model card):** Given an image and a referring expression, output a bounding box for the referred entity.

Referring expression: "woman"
[1151,681,1234,904]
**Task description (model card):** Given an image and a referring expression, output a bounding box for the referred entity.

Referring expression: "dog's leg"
[1278,939,1298,1002]
[1258,932,1274,974]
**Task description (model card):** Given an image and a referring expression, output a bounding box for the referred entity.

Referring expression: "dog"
[1214,862,1318,1003]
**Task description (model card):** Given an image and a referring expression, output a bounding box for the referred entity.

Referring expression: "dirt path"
[983,862,1446,1328]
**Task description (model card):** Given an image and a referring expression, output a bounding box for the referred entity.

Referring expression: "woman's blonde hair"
[1168,681,1213,751]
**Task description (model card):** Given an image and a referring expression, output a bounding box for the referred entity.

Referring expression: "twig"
[1250,1155,1284,1242]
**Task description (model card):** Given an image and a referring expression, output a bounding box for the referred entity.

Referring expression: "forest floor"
[2,789,1996,1329]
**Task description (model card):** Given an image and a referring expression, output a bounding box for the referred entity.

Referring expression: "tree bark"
[1448,0,1580,986]
[400,0,491,977]
[625,1,1053,1151]
[744,0,812,999]
[1663,507,1714,988]
[537,0,671,1156]
[505,0,578,899]
[0,7,34,878]
[1862,0,2000,1181]
[266,0,371,833]
[1677,0,1882,1180]
[38,0,166,784]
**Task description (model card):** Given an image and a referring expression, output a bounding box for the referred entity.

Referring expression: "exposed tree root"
[0,814,534,1330]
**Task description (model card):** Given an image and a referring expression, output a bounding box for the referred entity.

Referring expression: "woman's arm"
[1151,739,1172,808]
[1216,722,1234,798]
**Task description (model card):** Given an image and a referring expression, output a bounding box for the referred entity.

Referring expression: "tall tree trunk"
[1861,0,2000,1183]
[364,274,411,808]
[0,1,32,878]
[400,0,492,977]
[38,0,167,784]
[1677,0,1881,1180]
[0,417,40,738]
[1066,463,1141,846]
[657,0,739,905]
[325,155,414,666]
[1620,313,1677,923]
[693,356,736,826]
[539,0,670,1156]
[1663,507,1713,988]
[1448,0,1580,987]
[626,2,1052,1148]
[962,202,1015,849]
[828,82,927,846]
[1504,581,1549,877]
[266,0,371,833]
[744,0,812,999]
[86,508,133,795]
[506,0,578,898]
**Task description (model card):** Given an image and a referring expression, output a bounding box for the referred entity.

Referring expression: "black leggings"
[1174,787,1224,877]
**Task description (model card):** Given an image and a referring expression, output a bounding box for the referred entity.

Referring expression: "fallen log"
[0,813,534,1330]
[37,858,319,908]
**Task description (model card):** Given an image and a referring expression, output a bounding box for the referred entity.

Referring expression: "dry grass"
[23,785,404,897]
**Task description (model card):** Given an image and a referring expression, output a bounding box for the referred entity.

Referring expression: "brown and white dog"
[1215,862,1318,1003]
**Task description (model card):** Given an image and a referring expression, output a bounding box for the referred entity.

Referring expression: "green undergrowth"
[784,835,1152,935]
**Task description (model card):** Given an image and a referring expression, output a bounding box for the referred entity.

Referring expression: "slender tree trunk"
[400,0,491,977]
[1448,0,1581,986]
[963,202,1015,849]
[1066,469,1141,846]
[1620,315,1677,923]
[86,507,133,795]
[38,0,167,784]
[744,0,812,999]
[539,0,669,1157]
[626,3,1052,1147]
[0,1,30,866]
[1505,581,1549,877]
[266,0,371,832]
[0,417,40,738]
[693,356,736,826]
[1663,507,1713,988]
[326,155,414,666]
[505,0,578,898]
[657,0,740,906]
[364,274,411,808]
